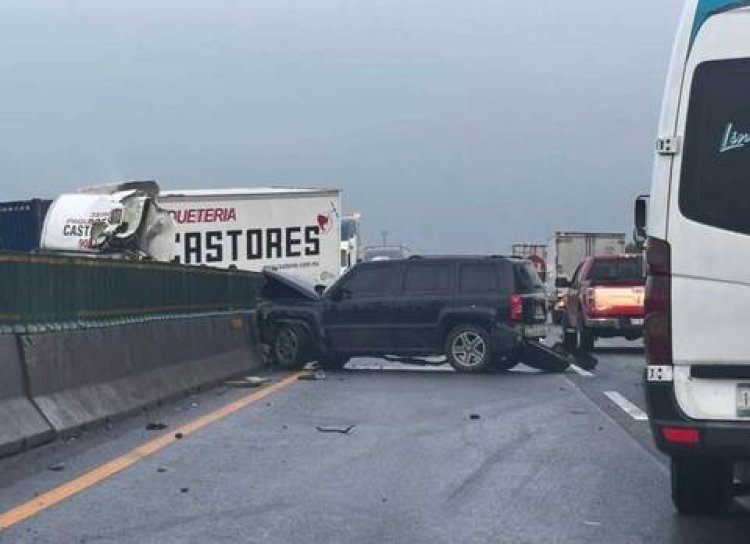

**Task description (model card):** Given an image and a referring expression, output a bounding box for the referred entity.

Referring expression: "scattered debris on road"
[157,467,167,473]
[469,414,481,420]
[303,362,320,370]
[145,422,168,431]
[47,463,65,472]
[175,432,184,440]
[316,424,355,434]
[225,376,271,388]
[299,370,326,381]
[521,341,571,373]
[180,487,189,493]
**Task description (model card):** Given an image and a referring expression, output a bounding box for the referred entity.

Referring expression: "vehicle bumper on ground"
[584,317,643,338]
[645,381,750,460]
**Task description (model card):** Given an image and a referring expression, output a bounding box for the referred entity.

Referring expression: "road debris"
[157,467,168,473]
[299,370,326,381]
[175,432,184,440]
[145,422,168,431]
[303,362,320,370]
[469,414,481,420]
[225,376,271,388]
[180,487,189,493]
[47,463,66,472]
[316,425,355,434]
[583,520,602,527]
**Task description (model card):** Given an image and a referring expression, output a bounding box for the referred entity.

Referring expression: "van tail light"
[662,426,699,445]
[510,295,523,322]
[644,237,672,366]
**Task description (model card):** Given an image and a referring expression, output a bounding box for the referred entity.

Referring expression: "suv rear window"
[403,263,453,293]
[515,262,544,293]
[589,258,644,282]
[459,264,498,292]
[680,59,750,235]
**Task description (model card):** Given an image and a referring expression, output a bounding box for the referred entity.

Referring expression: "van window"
[680,59,750,235]
[404,263,453,293]
[459,264,498,292]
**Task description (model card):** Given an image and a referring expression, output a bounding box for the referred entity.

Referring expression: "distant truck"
[0,199,52,252]
[340,212,363,273]
[511,243,548,282]
[547,232,626,323]
[156,188,342,286]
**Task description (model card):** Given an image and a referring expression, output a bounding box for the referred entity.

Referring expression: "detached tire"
[671,457,733,516]
[272,324,310,369]
[446,324,492,373]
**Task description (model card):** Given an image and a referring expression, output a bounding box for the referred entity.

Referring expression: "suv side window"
[459,263,498,292]
[403,263,453,294]
[514,262,544,294]
[337,265,400,298]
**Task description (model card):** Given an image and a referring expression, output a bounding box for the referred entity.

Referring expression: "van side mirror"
[555,277,570,289]
[634,195,649,246]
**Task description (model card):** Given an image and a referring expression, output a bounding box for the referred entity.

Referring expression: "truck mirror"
[634,196,648,242]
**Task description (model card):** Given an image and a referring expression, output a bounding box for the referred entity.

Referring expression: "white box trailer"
[547,231,625,285]
[511,243,548,282]
[155,188,341,286]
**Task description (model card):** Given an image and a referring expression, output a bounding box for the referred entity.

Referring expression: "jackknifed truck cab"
[638,0,750,515]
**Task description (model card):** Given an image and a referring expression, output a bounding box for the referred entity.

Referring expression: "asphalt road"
[2,335,750,543]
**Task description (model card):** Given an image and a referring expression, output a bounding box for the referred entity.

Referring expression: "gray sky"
[0,0,683,252]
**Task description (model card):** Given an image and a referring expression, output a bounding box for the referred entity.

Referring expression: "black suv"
[257,256,549,373]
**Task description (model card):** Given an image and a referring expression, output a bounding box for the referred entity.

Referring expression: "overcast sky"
[0,0,684,252]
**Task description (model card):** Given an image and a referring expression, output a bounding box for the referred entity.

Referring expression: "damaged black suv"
[257,256,550,373]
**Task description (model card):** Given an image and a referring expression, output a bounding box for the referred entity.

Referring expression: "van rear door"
[668,7,750,421]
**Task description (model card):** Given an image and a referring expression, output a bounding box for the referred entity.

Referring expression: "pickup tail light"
[644,237,672,366]
[510,295,523,322]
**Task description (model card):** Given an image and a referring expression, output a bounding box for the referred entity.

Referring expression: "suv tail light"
[510,295,523,321]
[644,237,672,366]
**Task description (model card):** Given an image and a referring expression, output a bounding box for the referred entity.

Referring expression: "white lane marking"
[569,364,594,377]
[604,391,649,421]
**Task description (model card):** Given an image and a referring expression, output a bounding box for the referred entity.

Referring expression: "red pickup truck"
[561,254,645,351]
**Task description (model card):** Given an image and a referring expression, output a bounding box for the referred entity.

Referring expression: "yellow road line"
[0,371,304,532]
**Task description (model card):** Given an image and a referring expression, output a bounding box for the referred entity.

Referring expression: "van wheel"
[272,324,310,369]
[671,457,733,515]
[446,324,492,373]
[577,327,595,352]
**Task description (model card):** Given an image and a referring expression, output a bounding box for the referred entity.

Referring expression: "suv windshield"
[589,257,644,282]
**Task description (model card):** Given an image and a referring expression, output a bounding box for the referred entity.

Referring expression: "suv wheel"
[446,324,492,373]
[671,457,733,515]
[273,324,309,369]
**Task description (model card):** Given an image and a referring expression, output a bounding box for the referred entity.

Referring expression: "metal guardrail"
[0,252,265,330]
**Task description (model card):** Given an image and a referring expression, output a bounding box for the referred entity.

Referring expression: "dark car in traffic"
[257,255,550,373]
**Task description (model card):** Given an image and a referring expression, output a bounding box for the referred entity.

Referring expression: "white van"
[638,0,750,515]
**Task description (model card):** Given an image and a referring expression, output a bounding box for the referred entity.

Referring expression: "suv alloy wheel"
[446,324,492,373]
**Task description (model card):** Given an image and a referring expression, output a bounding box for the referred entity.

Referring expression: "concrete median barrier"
[21,313,262,435]
[0,335,54,457]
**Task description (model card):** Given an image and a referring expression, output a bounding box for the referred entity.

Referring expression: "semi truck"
[547,232,626,323]
[156,187,342,286]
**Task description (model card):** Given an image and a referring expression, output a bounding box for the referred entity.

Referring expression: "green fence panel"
[0,252,265,327]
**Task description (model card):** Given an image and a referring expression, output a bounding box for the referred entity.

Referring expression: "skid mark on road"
[604,391,649,421]
[0,372,304,533]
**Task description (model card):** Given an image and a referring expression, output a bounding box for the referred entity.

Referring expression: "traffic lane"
[2,364,737,544]
[0,371,296,514]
